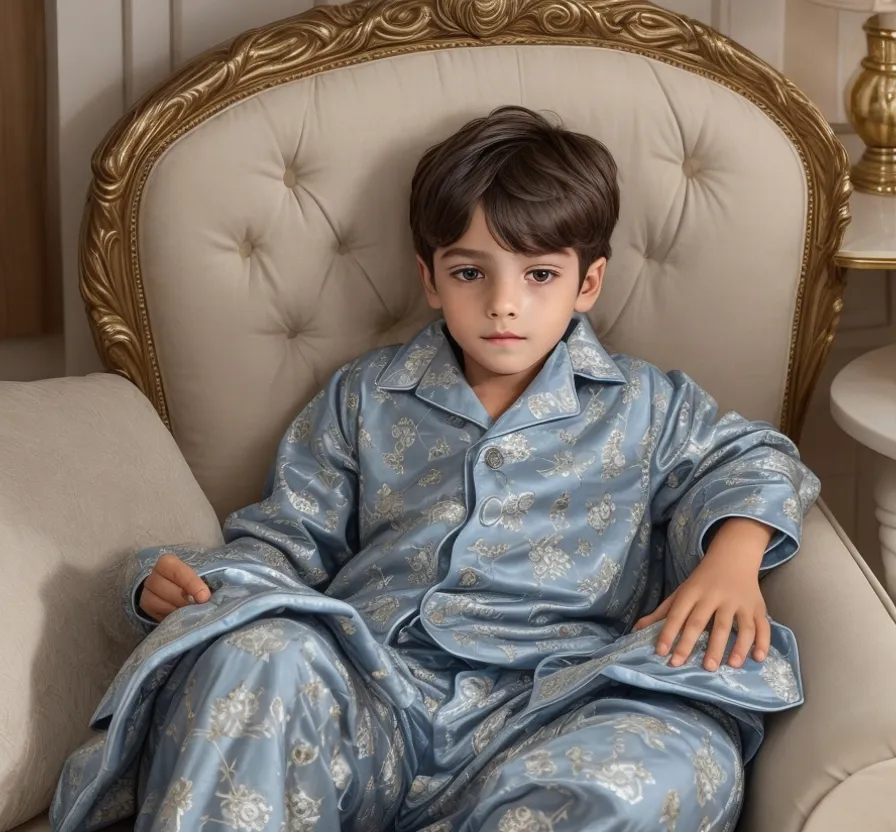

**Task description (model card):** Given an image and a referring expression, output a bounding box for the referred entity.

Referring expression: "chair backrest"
[80,0,849,519]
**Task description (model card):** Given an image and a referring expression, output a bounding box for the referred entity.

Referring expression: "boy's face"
[418,204,604,384]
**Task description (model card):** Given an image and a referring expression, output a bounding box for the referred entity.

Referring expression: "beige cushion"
[803,760,896,832]
[139,44,805,519]
[742,503,896,831]
[0,376,222,832]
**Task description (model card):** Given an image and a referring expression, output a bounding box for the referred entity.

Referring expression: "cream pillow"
[0,375,222,830]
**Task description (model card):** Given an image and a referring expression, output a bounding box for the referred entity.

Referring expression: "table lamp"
[808,0,896,193]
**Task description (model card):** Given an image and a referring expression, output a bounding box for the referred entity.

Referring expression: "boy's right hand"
[139,553,211,622]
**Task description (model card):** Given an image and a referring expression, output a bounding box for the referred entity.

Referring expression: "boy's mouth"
[483,331,525,345]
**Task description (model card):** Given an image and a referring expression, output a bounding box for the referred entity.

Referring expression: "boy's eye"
[528,269,557,283]
[452,268,482,282]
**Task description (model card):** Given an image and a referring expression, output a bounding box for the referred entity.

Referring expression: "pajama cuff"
[129,570,159,632]
[694,484,802,573]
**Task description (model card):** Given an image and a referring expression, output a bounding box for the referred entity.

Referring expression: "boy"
[53,106,816,832]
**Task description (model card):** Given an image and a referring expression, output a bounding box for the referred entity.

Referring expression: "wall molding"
[53,0,125,375]
[725,0,786,70]
[170,0,183,71]
[122,0,176,107]
[713,0,731,34]
[659,0,785,69]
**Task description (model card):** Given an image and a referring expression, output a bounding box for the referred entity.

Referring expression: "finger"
[634,595,673,631]
[140,590,178,623]
[704,609,734,672]
[753,614,771,662]
[728,613,756,668]
[144,572,192,609]
[155,554,210,602]
[670,606,713,667]
[655,594,696,657]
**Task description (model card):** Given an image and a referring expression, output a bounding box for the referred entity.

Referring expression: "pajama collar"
[376,315,625,432]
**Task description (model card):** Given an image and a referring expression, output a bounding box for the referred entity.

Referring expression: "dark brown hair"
[410,106,620,282]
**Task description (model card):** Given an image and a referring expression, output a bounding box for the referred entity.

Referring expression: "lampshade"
[806,0,896,10]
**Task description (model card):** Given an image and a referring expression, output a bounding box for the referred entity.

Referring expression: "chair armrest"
[0,374,222,829]
[740,503,896,832]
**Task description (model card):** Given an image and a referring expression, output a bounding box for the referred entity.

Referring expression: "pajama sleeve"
[125,360,362,631]
[649,369,820,586]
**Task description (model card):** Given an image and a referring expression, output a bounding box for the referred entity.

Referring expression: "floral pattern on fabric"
[53,316,813,832]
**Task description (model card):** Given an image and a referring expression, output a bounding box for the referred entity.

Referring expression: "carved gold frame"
[81,0,850,440]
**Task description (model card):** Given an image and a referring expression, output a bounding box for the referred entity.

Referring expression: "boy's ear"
[418,255,442,310]
[574,257,606,313]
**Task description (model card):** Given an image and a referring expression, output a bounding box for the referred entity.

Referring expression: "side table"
[830,191,896,595]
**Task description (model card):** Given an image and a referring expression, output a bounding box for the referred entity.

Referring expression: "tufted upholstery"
[138,44,806,519]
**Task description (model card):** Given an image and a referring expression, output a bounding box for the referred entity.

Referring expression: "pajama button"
[484,447,504,469]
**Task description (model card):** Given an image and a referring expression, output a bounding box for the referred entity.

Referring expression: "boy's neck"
[463,353,547,421]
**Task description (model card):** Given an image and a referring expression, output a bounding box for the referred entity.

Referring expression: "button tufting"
[336,242,350,256]
[238,240,253,259]
[283,168,298,188]
[682,158,701,179]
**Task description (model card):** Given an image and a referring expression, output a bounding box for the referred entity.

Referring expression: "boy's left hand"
[633,517,773,672]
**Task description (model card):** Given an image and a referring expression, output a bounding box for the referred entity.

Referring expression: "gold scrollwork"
[80,0,850,439]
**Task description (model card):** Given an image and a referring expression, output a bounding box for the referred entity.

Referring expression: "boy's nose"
[486,285,520,318]
[487,304,518,319]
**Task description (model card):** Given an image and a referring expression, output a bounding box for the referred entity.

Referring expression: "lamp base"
[848,15,896,195]
[852,147,896,195]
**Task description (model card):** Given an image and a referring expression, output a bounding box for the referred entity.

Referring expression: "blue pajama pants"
[134,618,743,832]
